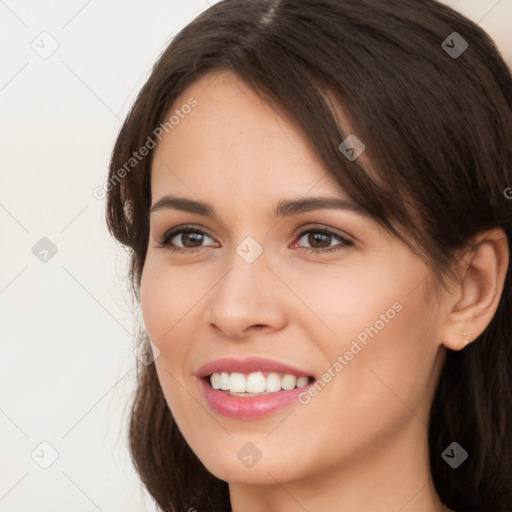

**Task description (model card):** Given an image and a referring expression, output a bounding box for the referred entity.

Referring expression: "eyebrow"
[150,194,368,218]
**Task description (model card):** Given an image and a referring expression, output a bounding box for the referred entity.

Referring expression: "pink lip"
[196,357,315,379]
[198,379,314,419]
[196,357,316,419]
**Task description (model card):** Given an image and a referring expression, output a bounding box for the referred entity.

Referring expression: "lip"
[198,379,314,419]
[196,357,316,379]
[196,357,316,419]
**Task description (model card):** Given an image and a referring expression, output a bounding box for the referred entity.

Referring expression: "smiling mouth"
[206,371,316,397]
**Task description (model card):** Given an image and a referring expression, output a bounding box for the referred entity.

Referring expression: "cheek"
[140,262,201,423]
[322,286,439,425]
[139,259,203,342]
[140,268,167,343]
[274,262,407,350]
[294,264,439,400]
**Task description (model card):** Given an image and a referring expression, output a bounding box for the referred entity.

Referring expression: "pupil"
[184,232,202,247]
[309,232,329,248]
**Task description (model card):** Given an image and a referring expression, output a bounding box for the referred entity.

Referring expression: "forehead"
[150,70,347,199]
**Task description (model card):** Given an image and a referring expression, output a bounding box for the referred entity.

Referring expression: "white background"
[1,1,510,511]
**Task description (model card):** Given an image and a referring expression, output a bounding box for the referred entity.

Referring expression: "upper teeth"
[209,371,310,394]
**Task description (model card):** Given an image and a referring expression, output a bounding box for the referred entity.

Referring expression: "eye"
[157,225,354,255]
[159,225,217,253]
[292,227,354,254]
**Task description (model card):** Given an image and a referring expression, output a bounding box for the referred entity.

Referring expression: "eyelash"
[158,224,354,255]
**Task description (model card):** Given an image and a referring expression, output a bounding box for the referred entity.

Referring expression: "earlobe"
[440,228,509,351]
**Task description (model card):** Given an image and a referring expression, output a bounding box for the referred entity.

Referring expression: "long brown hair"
[105,1,512,510]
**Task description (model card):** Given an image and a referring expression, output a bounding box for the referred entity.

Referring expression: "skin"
[140,70,508,512]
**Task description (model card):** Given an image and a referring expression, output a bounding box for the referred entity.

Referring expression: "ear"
[440,227,509,351]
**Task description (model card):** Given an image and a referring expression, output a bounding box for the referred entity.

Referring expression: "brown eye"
[294,228,353,254]
[303,232,333,249]
[160,226,216,252]
[177,231,206,247]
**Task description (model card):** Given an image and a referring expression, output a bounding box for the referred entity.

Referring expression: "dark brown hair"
[105,1,512,510]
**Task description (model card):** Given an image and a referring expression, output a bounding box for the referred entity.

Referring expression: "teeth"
[296,376,309,387]
[247,372,266,393]
[266,372,281,393]
[210,372,221,389]
[208,371,311,394]
[281,374,296,390]
[229,372,246,393]
[220,372,230,390]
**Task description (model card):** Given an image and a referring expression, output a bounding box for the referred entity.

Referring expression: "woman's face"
[140,70,448,485]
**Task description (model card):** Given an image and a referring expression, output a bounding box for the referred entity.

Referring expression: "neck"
[229,420,451,512]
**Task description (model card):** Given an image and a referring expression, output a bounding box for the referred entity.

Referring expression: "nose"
[207,251,287,340]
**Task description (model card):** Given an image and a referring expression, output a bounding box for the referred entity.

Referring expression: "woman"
[105,0,512,510]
